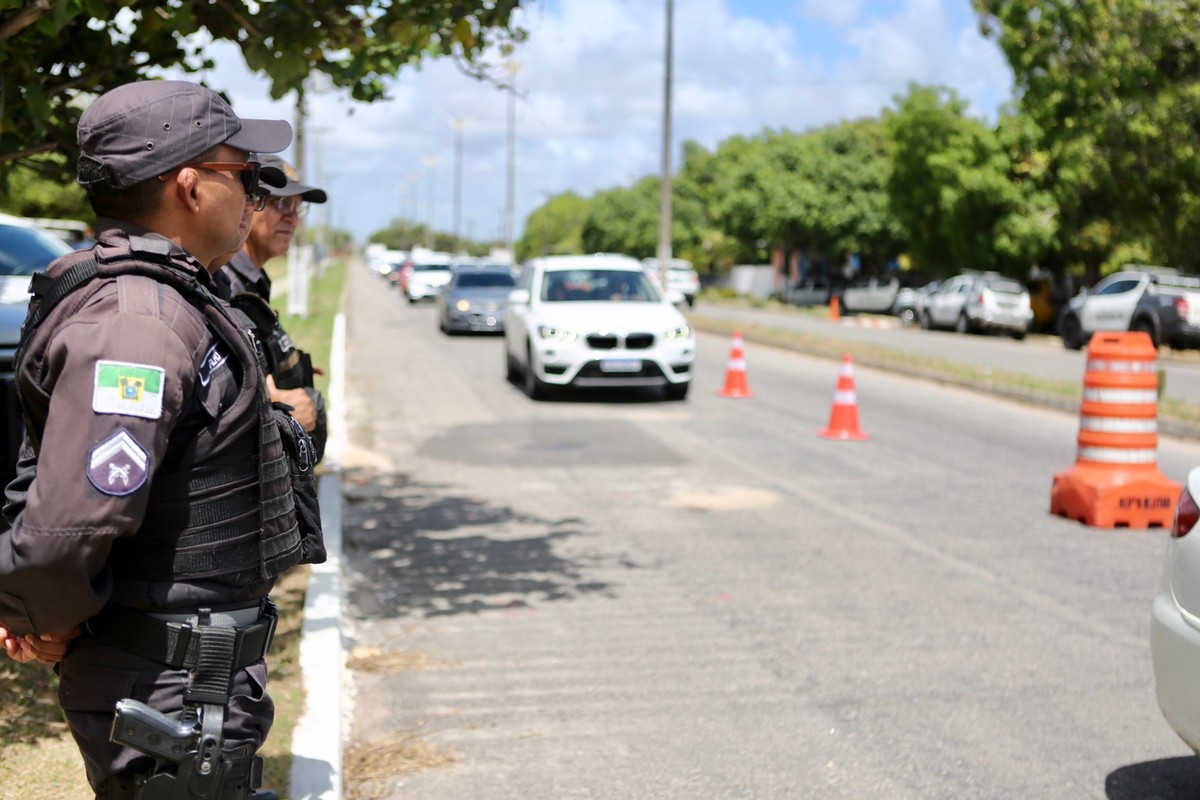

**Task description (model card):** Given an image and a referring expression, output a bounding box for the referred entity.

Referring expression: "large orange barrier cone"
[818,354,869,440]
[718,331,754,398]
[1050,332,1180,528]
[829,295,841,321]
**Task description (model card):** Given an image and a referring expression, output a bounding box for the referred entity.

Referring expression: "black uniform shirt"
[0,222,273,636]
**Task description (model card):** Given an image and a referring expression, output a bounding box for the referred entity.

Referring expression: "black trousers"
[57,635,274,799]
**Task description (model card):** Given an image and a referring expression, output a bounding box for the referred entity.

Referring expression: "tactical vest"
[16,237,323,584]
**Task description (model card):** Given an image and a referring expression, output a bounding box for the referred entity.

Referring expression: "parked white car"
[642,257,700,307]
[1152,467,1200,756]
[921,271,1034,339]
[405,251,455,303]
[505,254,695,400]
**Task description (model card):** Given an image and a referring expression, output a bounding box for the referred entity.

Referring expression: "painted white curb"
[289,312,347,800]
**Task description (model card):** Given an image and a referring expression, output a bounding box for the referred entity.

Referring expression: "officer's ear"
[162,168,203,214]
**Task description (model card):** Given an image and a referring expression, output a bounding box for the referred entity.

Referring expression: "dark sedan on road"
[437,264,517,334]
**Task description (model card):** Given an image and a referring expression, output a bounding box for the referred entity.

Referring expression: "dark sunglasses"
[161,161,262,198]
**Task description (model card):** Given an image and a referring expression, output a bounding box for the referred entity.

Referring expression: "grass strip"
[687,311,1200,437]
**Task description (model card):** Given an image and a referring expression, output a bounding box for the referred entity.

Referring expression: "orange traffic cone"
[829,295,841,321]
[718,331,755,398]
[819,354,869,440]
[1050,332,1180,528]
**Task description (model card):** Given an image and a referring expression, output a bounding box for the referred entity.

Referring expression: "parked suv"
[1058,269,1200,350]
[0,213,74,498]
[921,272,1034,339]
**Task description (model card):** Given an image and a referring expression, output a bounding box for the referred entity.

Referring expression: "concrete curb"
[289,312,347,800]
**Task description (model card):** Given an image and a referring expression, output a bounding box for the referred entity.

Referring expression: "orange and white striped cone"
[818,354,869,440]
[718,331,755,398]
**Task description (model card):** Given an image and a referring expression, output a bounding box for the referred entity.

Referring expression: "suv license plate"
[600,358,642,373]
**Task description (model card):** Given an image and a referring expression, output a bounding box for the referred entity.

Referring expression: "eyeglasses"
[265,196,310,218]
[250,188,270,213]
[161,161,262,199]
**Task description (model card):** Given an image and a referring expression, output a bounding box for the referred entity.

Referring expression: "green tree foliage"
[0,1,523,171]
[516,191,590,260]
[975,0,1200,276]
[580,178,661,256]
[706,120,900,269]
[577,175,711,267]
[674,140,760,273]
[884,85,1053,277]
[0,153,92,221]
[370,218,433,252]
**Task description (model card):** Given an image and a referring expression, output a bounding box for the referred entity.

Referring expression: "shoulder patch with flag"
[93,361,165,419]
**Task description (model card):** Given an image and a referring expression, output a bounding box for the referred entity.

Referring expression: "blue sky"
[196,0,1014,245]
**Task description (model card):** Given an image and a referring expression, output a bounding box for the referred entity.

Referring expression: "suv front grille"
[585,333,655,350]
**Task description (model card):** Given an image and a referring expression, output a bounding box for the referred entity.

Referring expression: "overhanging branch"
[0,0,51,43]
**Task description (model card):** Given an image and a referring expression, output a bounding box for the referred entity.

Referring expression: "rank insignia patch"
[87,429,149,496]
[93,361,165,419]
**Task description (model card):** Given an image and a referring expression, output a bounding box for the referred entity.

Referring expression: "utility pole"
[656,0,675,295]
[424,156,437,248]
[453,119,465,254]
[505,61,522,260]
[294,88,307,177]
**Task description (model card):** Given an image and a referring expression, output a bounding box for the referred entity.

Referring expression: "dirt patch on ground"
[344,734,457,800]
[347,646,448,672]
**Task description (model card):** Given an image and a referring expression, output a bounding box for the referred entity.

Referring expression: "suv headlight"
[537,324,577,342]
[455,299,471,312]
[662,324,691,341]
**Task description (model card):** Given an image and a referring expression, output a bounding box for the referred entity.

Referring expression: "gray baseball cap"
[77,80,293,192]
[258,154,328,203]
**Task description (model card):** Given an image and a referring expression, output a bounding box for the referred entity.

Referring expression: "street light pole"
[656,0,674,294]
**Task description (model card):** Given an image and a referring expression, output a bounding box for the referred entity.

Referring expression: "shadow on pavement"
[1106,756,1200,799]
[341,467,621,620]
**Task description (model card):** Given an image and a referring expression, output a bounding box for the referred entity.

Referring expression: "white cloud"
[798,0,869,29]
[191,0,1011,243]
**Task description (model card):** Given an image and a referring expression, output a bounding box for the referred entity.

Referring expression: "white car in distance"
[405,251,455,303]
[505,254,696,400]
[642,257,701,307]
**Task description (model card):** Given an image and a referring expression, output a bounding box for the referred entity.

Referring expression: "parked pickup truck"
[1058,269,1200,350]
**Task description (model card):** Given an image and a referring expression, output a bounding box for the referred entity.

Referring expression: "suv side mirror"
[508,288,530,306]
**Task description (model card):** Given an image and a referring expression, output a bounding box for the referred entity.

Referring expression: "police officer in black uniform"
[0,80,323,800]
[214,155,329,462]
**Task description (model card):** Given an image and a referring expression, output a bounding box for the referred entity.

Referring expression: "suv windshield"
[0,222,72,275]
[456,272,515,288]
[541,269,659,302]
[413,263,451,272]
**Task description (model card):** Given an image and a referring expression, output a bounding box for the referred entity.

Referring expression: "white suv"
[405,251,455,303]
[505,254,696,400]
[643,257,700,307]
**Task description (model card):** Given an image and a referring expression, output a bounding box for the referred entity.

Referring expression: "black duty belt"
[86,601,277,671]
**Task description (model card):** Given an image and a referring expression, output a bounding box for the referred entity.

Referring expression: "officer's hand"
[26,626,83,664]
[266,375,317,432]
[1,624,82,664]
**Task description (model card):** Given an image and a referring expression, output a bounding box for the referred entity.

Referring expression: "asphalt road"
[339,266,1200,800]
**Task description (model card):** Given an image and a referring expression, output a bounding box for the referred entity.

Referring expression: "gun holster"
[104,607,272,799]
